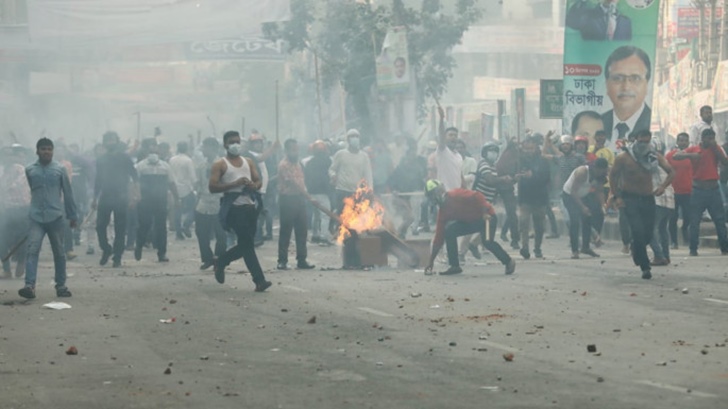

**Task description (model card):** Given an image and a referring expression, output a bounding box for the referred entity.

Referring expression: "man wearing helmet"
[424,179,515,276]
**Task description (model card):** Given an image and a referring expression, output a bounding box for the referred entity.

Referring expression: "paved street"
[1,233,727,409]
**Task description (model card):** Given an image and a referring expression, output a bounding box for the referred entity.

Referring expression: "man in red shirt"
[424,180,516,276]
[673,128,728,255]
[665,132,692,248]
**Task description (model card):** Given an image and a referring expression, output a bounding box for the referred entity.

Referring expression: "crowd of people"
[2,104,727,299]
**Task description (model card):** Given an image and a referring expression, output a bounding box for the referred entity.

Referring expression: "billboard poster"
[563,0,660,148]
[540,80,564,119]
[376,28,410,94]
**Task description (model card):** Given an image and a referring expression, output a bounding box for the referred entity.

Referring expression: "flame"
[337,181,385,243]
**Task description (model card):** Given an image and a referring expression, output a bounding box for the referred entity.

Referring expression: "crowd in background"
[2,103,727,298]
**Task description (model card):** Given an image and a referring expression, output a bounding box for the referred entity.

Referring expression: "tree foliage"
[264,0,482,137]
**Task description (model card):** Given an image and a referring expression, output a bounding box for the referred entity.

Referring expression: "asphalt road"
[1,232,727,409]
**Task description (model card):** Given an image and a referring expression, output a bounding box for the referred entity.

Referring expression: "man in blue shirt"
[20,138,78,299]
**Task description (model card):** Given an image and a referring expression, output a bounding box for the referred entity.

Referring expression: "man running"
[209,131,272,292]
[609,130,674,279]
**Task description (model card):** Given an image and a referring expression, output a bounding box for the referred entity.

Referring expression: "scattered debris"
[613,329,621,333]
[478,335,488,340]
[701,349,708,355]
[159,318,176,324]
[502,353,514,362]
[164,367,172,375]
[655,361,667,366]
[449,342,457,347]
[307,316,317,324]
[597,377,604,383]
[629,293,637,297]
[480,386,499,392]
[430,305,440,309]
[446,296,455,302]
[44,302,72,310]
[200,356,209,360]
[169,299,177,304]
[587,344,597,353]
[281,309,288,312]
[581,291,587,296]
[681,288,689,294]
[410,292,422,298]
[66,346,78,355]
[376,362,384,367]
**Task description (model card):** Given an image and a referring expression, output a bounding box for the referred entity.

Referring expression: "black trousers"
[498,187,520,243]
[195,211,226,264]
[278,194,308,264]
[219,205,266,284]
[562,192,603,253]
[136,199,167,257]
[97,199,128,262]
[445,218,511,268]
[623,193,655,272]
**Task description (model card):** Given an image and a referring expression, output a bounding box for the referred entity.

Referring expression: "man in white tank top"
[208,131,271,292]
[561,158,609,259]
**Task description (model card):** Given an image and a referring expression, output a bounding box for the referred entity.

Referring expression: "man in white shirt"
[690,105,721,146]
[329,129,373,215]
[435,106,463,191]
[169,142,197,240]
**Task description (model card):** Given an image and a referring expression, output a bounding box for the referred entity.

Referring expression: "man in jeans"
[209,131,272,292]
[673,128,728,256]
[423,180,516,276]
[19,137,78,299]
[276,139,315,270]
[610,130,674,279]
[665,132,692,248]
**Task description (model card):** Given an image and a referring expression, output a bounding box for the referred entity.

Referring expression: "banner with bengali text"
[563,0,660,146]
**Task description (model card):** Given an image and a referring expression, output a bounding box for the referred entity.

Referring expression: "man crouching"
[424,179,516,276]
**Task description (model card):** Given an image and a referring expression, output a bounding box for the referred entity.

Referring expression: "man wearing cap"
[329,129,373,215]
[424,179,515,276]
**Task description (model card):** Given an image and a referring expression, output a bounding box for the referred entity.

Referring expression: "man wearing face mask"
[610,130,674,279]
[276,139,316,270]
[329,129,373,215]
[209,131,271,292]
[673,128,728,256]
[423,180,515,276]
[93,131,139,268]
[134,139,179,263]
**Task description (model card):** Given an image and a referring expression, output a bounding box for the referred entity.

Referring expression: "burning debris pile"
[337,181,386,243]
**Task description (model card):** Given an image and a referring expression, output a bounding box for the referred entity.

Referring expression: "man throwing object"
[424,180,516,276]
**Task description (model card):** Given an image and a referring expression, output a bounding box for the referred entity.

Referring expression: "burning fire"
[337,181,385,243]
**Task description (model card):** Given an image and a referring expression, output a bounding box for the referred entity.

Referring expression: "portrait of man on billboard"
[601,45,652,142]
[566,0,633,41]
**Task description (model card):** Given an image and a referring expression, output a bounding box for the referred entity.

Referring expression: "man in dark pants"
[195,137,226,270]
[562,159,609,259]
[610,130,674,279]
[665,132,692,248]
[276,139,315,270]
[424,180,516,276]
[495,137,520,249]
[93,131,138,268]
[134,140,179,263]
[673,128,728,256]
[209,131,272,292]
[517,136,551,259]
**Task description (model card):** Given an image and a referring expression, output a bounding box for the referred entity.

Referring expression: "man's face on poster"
[606,54,649,121]
[394,58,406,79]
[574,115,604,142]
